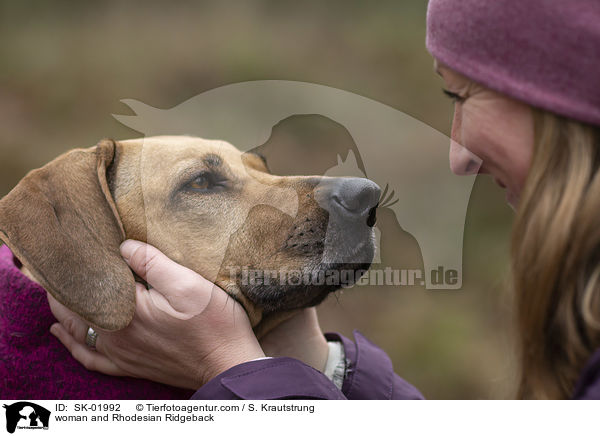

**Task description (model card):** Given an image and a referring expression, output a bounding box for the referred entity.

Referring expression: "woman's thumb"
[120,240,167,283]
[120,240,214,314]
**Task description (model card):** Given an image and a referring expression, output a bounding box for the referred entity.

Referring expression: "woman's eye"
[442,88,466,103]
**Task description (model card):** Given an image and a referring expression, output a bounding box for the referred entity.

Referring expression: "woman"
[50,0,600,399]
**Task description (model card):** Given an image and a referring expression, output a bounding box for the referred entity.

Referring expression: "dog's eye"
[186,172,227,193]
[190,175,210,190]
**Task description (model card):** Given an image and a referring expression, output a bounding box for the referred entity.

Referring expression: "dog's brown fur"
[0,136,375,337]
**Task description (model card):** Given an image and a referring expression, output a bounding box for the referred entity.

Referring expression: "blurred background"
[0,0,515,398]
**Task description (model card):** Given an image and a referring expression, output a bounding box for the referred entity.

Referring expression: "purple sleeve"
[572,348,600,399]
[326,330,424,400]
[190,357,346,400]
[190,330,424,400]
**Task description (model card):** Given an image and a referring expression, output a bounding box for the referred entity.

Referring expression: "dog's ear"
[242,151,270,174]
[0,139,135,331]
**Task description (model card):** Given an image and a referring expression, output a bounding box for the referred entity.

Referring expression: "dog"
[0,135,380,341]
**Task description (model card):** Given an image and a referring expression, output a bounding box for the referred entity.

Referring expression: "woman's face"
[435,61,535,207]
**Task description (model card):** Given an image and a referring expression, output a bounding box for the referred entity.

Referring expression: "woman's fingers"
[48,292,131,375]
[50,323,127,377]
[47,293,89,343]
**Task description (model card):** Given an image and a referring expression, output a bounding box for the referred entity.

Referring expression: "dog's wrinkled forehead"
[120,136,268,184]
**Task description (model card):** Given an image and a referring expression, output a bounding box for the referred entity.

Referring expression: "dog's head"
[0,136,379,333]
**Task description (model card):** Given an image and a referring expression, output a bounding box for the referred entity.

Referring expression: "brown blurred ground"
[0,0,515,398]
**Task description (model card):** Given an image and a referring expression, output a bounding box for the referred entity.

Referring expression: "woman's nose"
[449,140,481,175]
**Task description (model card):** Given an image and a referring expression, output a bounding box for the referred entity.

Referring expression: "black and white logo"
[3,402,50,434]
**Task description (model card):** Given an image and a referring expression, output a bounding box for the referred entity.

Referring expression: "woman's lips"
[494,177,517,207]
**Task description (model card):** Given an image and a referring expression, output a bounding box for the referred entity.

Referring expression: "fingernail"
[120,239,143,261]
[49,324,58,335]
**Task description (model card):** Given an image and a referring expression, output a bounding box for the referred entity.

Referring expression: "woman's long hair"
[512,109,600,399]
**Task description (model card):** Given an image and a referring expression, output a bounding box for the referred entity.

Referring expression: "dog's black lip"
[367,204,378,227]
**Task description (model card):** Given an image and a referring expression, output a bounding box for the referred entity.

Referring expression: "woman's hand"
[48,240,265,390]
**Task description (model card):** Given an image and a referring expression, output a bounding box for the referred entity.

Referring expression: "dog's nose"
[316,177,381,226]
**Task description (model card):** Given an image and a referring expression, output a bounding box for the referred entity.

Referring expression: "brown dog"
[0,136,380,337]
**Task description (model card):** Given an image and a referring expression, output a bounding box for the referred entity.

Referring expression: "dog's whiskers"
[379,183,399,209]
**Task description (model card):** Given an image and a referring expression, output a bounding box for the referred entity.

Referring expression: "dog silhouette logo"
[3,402,50,433]
[114,80,482,289]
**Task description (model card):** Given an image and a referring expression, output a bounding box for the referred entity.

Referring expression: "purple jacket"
[0,245,194,399]
[1,244,599,399]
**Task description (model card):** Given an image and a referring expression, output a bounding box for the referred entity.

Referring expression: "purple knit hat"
[426,0,600,127]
